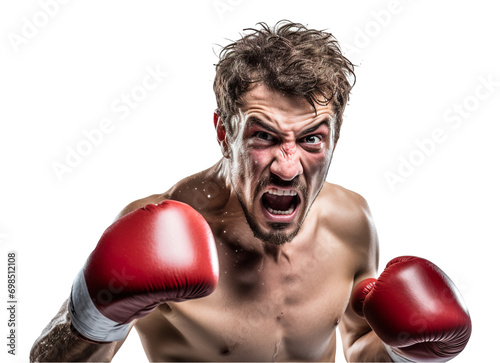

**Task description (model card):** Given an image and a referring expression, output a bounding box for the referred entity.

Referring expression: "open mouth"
[261,188,300,216]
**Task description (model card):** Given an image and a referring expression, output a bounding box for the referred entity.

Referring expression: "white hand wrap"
[383,343,415,362]
[69,269,131,342]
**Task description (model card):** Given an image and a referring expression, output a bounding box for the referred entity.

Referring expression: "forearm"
[346,330,393,362]
[30,299,119,362]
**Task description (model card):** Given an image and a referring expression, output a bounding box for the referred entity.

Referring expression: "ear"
[213,112,220,129]
[213,112,225,141]
[214,112,229,158]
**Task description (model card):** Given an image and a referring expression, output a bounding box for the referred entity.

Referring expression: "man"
[30,21,471,362]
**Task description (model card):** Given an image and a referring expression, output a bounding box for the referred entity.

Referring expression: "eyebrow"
[247,116,277,134]
[247,116,332,136]
[300,119,331,136]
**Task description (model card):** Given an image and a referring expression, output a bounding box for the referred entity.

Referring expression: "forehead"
[238,84,334,130]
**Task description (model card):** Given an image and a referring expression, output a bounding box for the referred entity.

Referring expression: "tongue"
[262,193,294,211]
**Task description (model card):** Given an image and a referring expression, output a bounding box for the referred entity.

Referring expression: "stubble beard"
[238,197,302,245]
[234,177,309,246]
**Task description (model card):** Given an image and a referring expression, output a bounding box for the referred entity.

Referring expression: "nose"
[269,143,303,181]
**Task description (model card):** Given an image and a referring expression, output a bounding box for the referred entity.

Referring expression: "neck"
[212,159,298,263]
[214,158,232,189]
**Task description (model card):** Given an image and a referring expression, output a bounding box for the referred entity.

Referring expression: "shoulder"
[165,168,229,213]
[115,194,167,220]
[315,182,379,274]
[316,183,373,234]
[115,163,230,220]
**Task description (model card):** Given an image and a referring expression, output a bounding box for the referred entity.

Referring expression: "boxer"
[30,21,471,362]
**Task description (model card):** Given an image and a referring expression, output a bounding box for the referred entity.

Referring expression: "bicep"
[338,196,380,354]
[338,273,374,354]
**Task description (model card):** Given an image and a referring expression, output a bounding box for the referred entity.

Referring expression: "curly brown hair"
[214,20,355,143]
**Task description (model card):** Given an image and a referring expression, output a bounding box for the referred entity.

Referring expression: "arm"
[30,196,219,362]
[350,256,471,362]
[337,190,471,362]
[28,197,153,363]
[30,197,159,362]
[340,280,393,362]
[29,300,125,362]
[334,191,393,362]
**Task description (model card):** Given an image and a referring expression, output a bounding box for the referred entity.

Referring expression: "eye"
[255,131,275,142]
[302,135,321,144]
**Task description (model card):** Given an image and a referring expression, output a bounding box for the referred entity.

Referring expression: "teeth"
[266,188,297,196]
[266,204,296,215]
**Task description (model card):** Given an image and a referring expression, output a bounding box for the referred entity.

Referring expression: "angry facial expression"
[224,84,336,245]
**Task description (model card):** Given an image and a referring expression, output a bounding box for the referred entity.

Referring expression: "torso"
[129,163,372,362]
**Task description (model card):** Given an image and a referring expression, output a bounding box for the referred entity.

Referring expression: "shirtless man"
[30,21,471,362]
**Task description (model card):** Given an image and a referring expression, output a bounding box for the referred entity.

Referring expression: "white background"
[1,1,498,362]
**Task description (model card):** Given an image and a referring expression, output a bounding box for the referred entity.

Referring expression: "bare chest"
[144,234,354,361]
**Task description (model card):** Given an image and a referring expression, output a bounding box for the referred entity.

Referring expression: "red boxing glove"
[351,256,471,362]
[69,200,219,342]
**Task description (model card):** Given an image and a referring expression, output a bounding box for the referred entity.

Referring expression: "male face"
[225,84,336,245]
